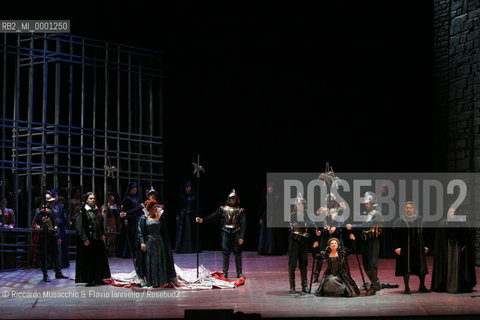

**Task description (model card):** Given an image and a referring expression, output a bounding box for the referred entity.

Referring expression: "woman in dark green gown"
[137,200,178,287]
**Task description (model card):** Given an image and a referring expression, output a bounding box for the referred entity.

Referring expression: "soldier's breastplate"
[222,206,241,229]
[362,210,381,239]
[291,222,309,237]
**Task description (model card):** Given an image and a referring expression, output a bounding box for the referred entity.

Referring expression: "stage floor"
[0,251,479,319]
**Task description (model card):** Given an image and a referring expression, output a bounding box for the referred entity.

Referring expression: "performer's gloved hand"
[238,238,244,245]
[195,217,203,223]
[141,243,146,252]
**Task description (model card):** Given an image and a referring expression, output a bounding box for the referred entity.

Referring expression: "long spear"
[352,238,367,293]
[192,155,205,278]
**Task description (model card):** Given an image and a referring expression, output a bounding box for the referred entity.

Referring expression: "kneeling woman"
[314,237,360,297]
[136,200,178,287]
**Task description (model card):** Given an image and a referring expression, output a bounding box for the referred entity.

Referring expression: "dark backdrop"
[4,1,435,251]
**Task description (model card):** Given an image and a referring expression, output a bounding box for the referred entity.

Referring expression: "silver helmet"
[324,192,337,203]
[147,186,157,196]
[295,192,306,205]
[227,189,240,203]
[362,191,377,205]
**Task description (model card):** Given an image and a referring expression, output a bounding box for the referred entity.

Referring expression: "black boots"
[403,274,411,294]
[366,268,379,296]
[55,272,68,279]
[300,267,308,293]
[288,267,296,294]
[418,275,430,293]
[223,255,229,279]
[42,273,51,282]
[312,259,322,283]
[235,255,245,278]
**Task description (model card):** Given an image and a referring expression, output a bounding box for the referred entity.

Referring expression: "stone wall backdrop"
[433,0,480,265]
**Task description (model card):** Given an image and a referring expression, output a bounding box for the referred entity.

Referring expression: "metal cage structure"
[0,33,164,270]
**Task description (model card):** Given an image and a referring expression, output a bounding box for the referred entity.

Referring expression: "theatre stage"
[0,251,479,319]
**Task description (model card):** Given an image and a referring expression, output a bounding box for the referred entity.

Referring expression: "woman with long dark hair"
[314,237,360,297]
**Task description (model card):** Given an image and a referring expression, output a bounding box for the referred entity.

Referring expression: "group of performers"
[287,188,477,297]
[31,177,476,296]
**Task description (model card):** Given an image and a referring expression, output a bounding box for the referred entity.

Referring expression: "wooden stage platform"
[0,251,479,319]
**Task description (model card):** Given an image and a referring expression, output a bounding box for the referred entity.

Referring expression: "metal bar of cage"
[0,32,164,270]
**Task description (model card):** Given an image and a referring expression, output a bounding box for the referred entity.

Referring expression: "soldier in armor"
[288,193,319,294]
[346,191,382,295]
[312,193,346,283]
[196,189,246,278]
[32,193,67,282]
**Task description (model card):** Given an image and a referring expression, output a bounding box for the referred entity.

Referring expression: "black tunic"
[431,221,477,293]
[75,205,111,284]
[314,247,360,297]
[136,215,176,287]
[393,215,428,277]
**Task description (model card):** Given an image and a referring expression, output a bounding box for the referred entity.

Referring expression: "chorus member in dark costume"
[431,208,477,293]
[312,193,346,283]
[313,237,360,297]
[196,189,246,279]
[136,200,178,287]
[393,201,429,294]
[32,193,67,282]
[101,192,119,250]
[288,193,319,294]
[70,187,82,229]
[75,192,111,286]
[50,189,69,268]
[175,181,197,253]
[257,182,287,255]
[118,182,143,258]
[346,191,382,296]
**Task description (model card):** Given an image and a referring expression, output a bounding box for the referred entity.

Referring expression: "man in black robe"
[393,201,429,294]
[75,192,111,286]
[257,182,287,255]
[175,181,197,253]
[431,208,477,293]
